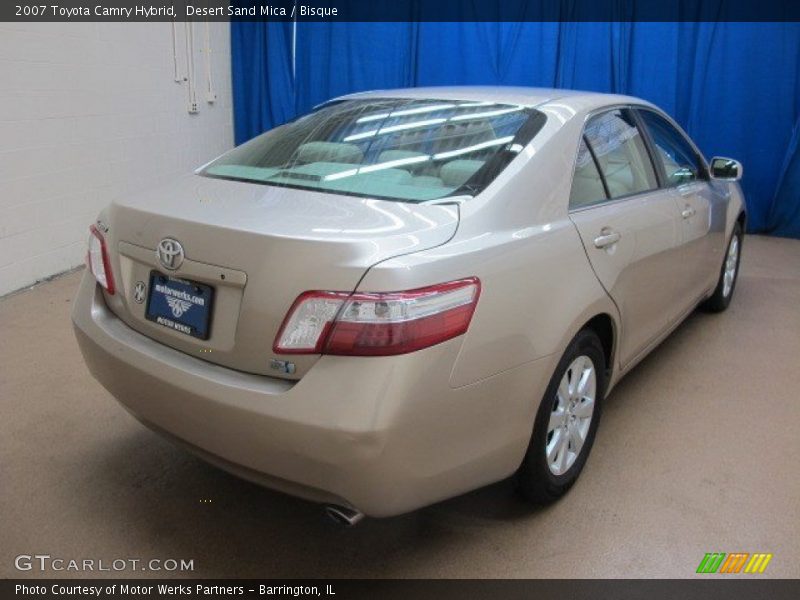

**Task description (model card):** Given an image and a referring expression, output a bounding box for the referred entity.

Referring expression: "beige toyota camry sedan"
[73,87,745,524]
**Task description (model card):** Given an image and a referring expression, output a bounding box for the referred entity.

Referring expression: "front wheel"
[701,222,743,313]
[517,329,606,504]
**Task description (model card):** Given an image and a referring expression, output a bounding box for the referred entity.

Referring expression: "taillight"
[273,278,480,356]
[86,224,115,295]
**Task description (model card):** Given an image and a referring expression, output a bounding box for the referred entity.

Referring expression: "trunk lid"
[100,175,459,379]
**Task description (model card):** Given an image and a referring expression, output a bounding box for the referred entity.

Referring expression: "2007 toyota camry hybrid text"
[72,87,745,523]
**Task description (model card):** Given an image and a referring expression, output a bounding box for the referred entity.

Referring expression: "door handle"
[593,229,621,249]
[681,206,696,219]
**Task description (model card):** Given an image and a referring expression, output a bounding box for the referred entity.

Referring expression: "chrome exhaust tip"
[325,504,364,527]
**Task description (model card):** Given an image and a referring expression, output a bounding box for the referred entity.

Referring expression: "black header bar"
[3,0,800,22]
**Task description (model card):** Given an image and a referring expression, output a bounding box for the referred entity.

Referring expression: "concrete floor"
[1,235,798,579]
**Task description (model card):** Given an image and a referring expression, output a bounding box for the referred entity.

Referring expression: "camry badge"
[133,281,146,304]
[156,238,184,271]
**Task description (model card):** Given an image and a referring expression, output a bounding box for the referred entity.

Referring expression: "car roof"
[334,86,649,111]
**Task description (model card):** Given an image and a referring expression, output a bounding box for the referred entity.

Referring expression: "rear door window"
[569,138,608,208]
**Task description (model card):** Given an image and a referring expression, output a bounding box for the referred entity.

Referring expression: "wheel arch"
[581,313,616,388]
[736,210,746,231]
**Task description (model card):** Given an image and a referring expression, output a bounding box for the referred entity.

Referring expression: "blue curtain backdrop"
[230,20,800,237]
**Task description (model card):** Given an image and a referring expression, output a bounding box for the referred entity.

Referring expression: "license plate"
[145,272,214,340]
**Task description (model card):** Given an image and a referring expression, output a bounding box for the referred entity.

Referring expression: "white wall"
[0,22,234,296]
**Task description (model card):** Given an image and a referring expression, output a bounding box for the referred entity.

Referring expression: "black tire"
[701,221,743,313]
[517,329,606,504]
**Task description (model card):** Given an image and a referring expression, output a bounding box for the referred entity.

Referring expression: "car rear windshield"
[201,98,546,203]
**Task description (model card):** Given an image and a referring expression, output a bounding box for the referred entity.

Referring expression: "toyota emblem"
[156,238,184,271]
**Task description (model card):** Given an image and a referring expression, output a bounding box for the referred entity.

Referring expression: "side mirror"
[710,157,743,181]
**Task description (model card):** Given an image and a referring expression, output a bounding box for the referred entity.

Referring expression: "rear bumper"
[72,272,551,517]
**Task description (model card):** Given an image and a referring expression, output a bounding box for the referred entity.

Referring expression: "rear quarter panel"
[360,220,616,390]
[358,100,621,391]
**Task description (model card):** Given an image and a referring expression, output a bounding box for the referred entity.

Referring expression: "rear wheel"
[701,222,742,313]
[517,330,606,504]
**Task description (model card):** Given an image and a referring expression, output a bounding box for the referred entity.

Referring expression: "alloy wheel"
[546,355,596,476]
[722,235,740,298]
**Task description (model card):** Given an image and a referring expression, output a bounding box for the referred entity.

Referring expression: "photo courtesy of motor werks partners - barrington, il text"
[14,583,334,597]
